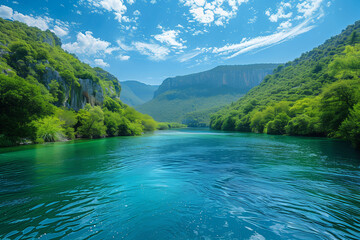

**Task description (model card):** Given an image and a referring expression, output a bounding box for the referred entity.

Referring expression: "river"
[0,129,359,239]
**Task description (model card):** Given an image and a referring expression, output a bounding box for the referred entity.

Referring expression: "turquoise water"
[0,129,360,239]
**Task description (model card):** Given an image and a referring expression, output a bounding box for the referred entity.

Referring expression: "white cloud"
[0,5,70,37]
[278,20,292,30]
[177,50,202,62]
[180,0,248,26]
[94,58,109,67]
[88,0,130,23]
[116,39,134,51]
[297,0,323,19]
[190,7,214,24]
[154,29,186,49]
[0,5,13,19]
[248,15,257,24]
[133,10,140,15]
[117,54,130,60]
[267,2,293,23]
[51,25,69,37]
[133,42,170,61]
[213,19,315,59]
[63,31,113,55]
[213,0,325,59]
[12,12,52,31]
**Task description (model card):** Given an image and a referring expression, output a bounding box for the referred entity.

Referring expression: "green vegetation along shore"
[211,21,360,148]
[0,18,164,147]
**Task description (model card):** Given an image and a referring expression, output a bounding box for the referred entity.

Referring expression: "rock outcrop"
[155,64,279,97]
[42,67,104,111]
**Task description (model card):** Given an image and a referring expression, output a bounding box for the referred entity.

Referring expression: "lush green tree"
[141,115,158,132]
[157,122,170,130]
[250,106,275,133]
[266,113,290,135]
[77,104,107,138]
[56,108,77,139]
[32,116,65,143]
[0,75,53,144]
[339,103,360,148]
[104,109,121,136]
[103,97,122,112]
[49,79,65,104]
[320,80,358,135]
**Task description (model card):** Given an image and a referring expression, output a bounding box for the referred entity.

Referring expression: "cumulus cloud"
[94,58,110,67]
[0,4,52,31]
[154,28,186,49]
[117,54,130,60]
[99,0,127,22]
[115,38,171,61]
[0,5,70,36]
[267,2,293,23]
[0,5,13,19]
[52,25,69,37]
[180,0,248,26]
[133,42,170,61]
[63,31,113,55]
[296,0,323,19]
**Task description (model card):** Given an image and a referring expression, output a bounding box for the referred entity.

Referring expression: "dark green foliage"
[211,21,360,148]
[0,74,53,144]
[76,104,107,139]
[266,113,290,135]
[320,80,358,135]
[32,116,65,143]
[157,122,187,130]
[0,18,121,108]
[0,18,158,146]
[340,103,360,148]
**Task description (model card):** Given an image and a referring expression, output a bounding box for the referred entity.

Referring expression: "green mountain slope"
[120,80,159,106]
[0,18,157,146]
[211,21,360,148]
[136,64,278,124]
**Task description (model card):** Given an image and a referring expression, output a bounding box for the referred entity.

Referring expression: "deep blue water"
[0,129,360,239]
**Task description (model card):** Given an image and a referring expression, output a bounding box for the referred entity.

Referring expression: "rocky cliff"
[42,67,104,111]
[155,64,279,97]
[0,18,121,112]
[136,64,278,123]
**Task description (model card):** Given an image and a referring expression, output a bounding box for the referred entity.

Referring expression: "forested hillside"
[0,18,157,146]
[211,21,360,148]
[136,64,278,124]
[120,80,159,106]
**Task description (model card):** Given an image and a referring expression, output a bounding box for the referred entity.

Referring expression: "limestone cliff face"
[69,79,104,111]
[43,67,104,111]
[155,64,279,97]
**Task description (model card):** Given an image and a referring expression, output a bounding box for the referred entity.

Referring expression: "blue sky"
[0,0,359,85]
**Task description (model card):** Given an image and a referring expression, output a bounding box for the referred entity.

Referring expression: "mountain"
[0,18,157,146]
[120,80,159,106]
[136,64,278,124]
[210,21,360,148]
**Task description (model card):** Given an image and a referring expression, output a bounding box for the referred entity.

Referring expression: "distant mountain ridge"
[120,80,159,106]
[155,64,279,98]
[136,64,278,124]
